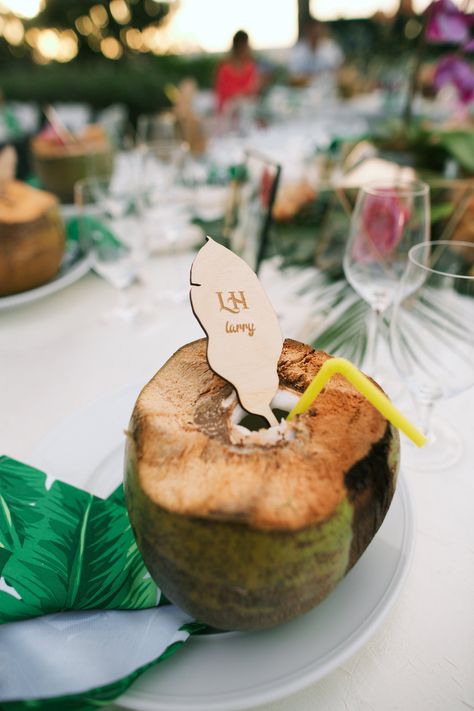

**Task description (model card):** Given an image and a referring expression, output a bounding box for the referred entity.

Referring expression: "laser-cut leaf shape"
[190,237,283,426]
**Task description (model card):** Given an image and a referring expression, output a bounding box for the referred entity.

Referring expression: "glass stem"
[366,307,382,374]
[417,399,435,440]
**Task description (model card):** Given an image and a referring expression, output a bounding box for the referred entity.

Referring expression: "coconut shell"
[125,338,399,630]
[31,125,114,203]
[0,181,65,297]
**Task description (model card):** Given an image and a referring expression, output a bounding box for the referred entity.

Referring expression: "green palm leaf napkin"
[66,215,123,253]
[0,456,206,711]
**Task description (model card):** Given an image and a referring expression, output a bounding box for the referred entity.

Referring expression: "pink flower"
[434,55,474,103]
[353,192,410,264]
[426,0,471,45]
[464,38,474,53]
[38,123,67,145]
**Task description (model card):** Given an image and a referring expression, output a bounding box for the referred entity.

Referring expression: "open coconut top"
[31,124,109,158]
[0,180,59,225]
[130,338,388,531]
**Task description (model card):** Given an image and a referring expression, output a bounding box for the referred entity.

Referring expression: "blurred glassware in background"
[139,137,188,191]
[136,111,179,145]
[390,240,474,471]
[75,177,150,322]
[226,96,259,137]
[137,137,197,303]
[343,180,430,385]
[31,121,115,204]
[97,134,142,194]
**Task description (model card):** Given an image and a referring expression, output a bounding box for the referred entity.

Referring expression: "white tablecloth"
[1,252,473,711]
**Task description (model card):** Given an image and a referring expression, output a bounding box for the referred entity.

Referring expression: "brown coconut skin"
[125,339,399,631]
[0,181,65,297]
[32,125,114,203]
[32,150,114,204]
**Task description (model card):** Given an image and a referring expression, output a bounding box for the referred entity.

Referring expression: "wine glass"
[343,181,430,387]
[75,177,150,322]
[390,240,474,470]
[136,112,178,144]
[139,138,188,193]
[138,138,193,303]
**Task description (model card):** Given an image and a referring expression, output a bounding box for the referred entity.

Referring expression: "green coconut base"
[125,424,399,631]
[33,149,114,203]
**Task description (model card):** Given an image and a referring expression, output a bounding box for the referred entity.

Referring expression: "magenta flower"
[353,193,410,264]
[434,55,474,103]
[464,38,474,53]
[426,0,471,45]
[39,123,66,145]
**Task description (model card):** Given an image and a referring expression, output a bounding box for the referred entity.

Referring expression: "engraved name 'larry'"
[225,321,256,337]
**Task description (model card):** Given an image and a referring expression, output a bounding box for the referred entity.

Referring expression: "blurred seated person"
[289,18,344,87]
[215,30,261,112]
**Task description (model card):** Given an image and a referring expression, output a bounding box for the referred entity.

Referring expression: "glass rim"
[74,175,109,206]
[361,179,429,198]
[74,175,145,203]
[408,240,474,280]
[75,175,114,190]
[136,137,188,149]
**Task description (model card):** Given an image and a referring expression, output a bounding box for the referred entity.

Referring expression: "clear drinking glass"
[75,177,149,322]
[390,240,474,470]
[343,181,430,382]
[136,112,178,144]
[139,138,188,193]
[138,139,191,303]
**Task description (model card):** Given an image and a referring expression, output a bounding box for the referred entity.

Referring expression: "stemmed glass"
[390,240,474,470]
[75,177,150,322]
[136,112,189,191]
[139,138,188,195]
[343,181,430,387]
[136,112,178,144]
[138,138,192,303]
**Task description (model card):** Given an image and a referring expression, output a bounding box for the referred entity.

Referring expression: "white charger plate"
[29,384,415,711]
[0,204,92,311]
[0,249,92,310]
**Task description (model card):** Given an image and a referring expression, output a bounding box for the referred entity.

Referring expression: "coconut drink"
[124,239,419,631]
[32,124,114,204]
[0,147,65,297]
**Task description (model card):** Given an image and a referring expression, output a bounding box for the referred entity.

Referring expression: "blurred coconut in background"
[31,124,114,203]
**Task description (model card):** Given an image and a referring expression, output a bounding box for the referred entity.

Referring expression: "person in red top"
[215,30,261,113]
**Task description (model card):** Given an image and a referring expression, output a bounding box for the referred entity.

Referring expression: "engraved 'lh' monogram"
[216,291,249,314]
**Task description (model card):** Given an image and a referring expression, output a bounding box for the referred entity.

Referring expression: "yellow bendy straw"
[286,357,427,448]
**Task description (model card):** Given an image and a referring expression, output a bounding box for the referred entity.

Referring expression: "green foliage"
[0,54,218,118]
[23,0,172,61]
[430,202,454,223]
[0,458,211,709]
[32,0,170,29]
[307,281,371,365]
[0,456,158,624]
[437,131,474,175]
[372,117,474,177]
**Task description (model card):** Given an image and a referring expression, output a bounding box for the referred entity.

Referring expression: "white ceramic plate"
[29,385,415,711]
[0,248,92,311]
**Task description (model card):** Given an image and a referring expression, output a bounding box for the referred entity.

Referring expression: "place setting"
[2,227,473,709]
[2,176,474,710]
[2,235,426,710]
[1,2,474,710]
